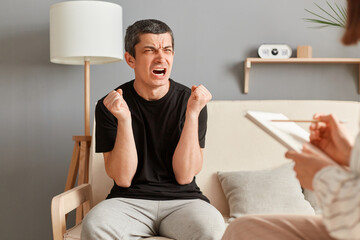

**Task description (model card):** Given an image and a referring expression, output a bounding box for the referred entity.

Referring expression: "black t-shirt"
[95,79,209,202]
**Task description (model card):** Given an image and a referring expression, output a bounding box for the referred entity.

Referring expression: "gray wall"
[1,0,358,239]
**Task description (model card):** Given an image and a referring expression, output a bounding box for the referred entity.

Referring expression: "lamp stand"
[64,60,92,224]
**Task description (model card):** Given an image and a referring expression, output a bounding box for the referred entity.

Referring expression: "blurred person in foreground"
[222,1,360,239]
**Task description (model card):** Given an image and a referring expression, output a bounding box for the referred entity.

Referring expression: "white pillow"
[217,163,315,221]
[303,188,322,215]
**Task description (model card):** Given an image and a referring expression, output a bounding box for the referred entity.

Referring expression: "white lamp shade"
[50,1,123,65]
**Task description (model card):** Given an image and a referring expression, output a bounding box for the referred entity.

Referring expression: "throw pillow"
[303,188,322,215]
[217,162,315,221]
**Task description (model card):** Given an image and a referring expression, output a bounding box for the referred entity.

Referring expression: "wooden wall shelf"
[244,58,360,94]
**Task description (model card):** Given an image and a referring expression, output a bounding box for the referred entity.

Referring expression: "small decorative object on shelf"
[297,45,313,58]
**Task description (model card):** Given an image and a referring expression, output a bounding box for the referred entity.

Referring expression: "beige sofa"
[51,100,360,240]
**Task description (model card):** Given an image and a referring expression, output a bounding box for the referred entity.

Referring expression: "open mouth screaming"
[152,68,166,76]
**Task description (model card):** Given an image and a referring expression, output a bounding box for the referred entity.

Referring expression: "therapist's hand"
[310,114,353,166]
[285,144,336,190]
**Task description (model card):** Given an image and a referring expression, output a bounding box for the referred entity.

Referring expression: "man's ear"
[125,52,135,69]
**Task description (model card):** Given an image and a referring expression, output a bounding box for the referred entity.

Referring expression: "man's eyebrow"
[143,45,173,49]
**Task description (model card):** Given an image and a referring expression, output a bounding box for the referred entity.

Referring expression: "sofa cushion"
[303,188,322,215]
[217,162,315,221]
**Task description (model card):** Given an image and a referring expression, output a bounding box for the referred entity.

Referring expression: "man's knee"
[160,200,225,240]
[197,220,225,240]
[81,212,101,240]
[80,203,122,240]
[190,208,225,240]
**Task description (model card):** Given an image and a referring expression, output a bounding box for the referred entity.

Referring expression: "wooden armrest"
[51,184,92,240]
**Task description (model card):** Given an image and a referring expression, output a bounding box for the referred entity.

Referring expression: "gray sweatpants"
[81,198,225,240]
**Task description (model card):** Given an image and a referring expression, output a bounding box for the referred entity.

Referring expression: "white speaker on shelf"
[258,44,292,59]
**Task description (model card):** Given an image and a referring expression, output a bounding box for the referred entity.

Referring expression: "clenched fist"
[103,89,131,122]
[187,85,212,117]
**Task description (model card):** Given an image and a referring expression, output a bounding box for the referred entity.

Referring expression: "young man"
[81,19,225,240]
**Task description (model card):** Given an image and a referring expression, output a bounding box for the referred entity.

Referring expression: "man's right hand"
[103,89,131,122]
[310,114,354,166]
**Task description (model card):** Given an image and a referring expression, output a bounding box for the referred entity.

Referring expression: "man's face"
[127,33,174,88]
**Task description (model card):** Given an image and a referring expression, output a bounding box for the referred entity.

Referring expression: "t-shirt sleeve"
[198,105,208,148]
[95,99,117,153]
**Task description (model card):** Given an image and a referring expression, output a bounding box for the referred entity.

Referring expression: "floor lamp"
[50,1,123,223]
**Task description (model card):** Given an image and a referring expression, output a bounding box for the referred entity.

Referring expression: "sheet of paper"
[245,111,310,152]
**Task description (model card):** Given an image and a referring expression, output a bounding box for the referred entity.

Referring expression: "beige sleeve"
[313,133,360,239]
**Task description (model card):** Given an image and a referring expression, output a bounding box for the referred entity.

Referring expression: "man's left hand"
[187,85,212,117]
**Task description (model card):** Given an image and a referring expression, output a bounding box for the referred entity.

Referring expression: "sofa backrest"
[89,100,359,217]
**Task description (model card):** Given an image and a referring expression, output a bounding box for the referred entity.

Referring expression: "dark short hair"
[125,19,174,58]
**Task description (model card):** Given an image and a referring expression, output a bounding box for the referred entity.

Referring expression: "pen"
[270,120,347,124]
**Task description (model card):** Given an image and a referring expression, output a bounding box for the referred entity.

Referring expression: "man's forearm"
[173,113,203,185]
[104,120,138,187]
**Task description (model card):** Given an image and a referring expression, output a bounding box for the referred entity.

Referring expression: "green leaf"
[327,1,345,26]
[304,18,343,27]
[335,3,347,26]
[305,9,335,23]
[314,2,341,24]
[304,1,347,29]
[337,3,347,20]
